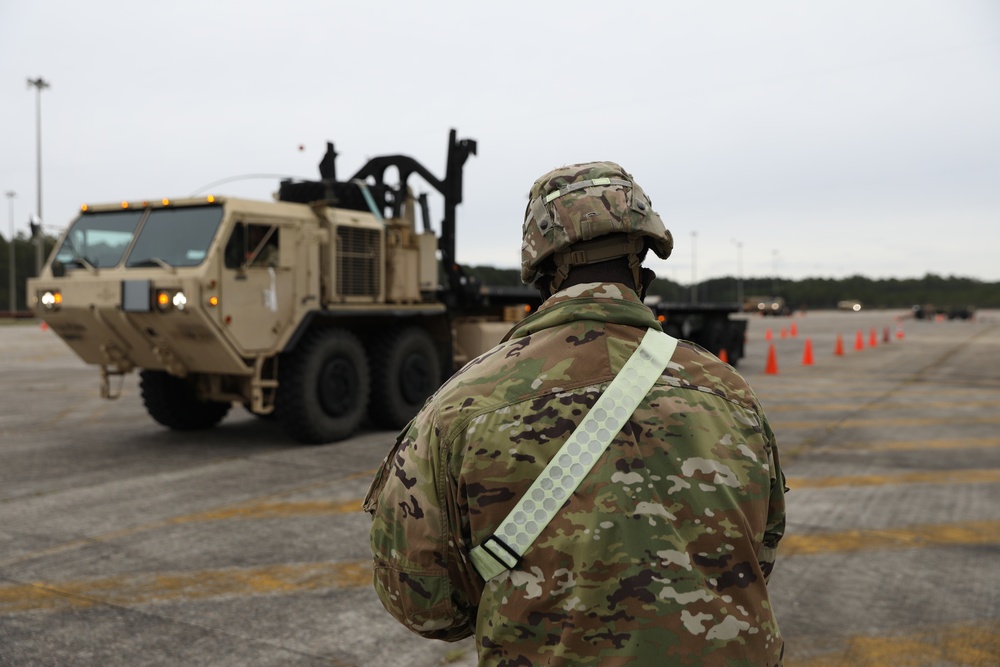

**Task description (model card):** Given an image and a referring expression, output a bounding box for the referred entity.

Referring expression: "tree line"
[3,237,996,313]
[0,234,56,313]
[464,265,1000,310]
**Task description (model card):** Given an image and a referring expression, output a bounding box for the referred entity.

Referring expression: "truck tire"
[277,327,369,444]
[139,370,231,430]
[368,327,441,430]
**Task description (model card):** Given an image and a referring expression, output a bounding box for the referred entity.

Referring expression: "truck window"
[224,223,279,269]
[54,210,145,269]
[125,205,224,268]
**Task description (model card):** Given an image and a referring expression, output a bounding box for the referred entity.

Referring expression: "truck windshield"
[54,210,145,269]
[125,205,224,268]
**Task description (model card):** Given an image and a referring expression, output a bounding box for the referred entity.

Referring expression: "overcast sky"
[2,1,999,283]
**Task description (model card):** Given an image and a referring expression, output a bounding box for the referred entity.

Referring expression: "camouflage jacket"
[365,282,785,666]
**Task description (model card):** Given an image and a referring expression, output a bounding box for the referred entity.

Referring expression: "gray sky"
[3,1,999,283]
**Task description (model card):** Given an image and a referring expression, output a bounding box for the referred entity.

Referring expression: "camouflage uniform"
[366,160,785,665]
[365,281,786,666]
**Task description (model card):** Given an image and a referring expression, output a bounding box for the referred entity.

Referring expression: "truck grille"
[336,227,380,298]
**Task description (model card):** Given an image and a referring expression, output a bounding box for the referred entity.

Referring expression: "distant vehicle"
[838,300,862,312]
[911,304,975,320]
[743,295,790,317]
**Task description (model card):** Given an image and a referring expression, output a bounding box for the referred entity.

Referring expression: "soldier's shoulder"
[668,339,762,412]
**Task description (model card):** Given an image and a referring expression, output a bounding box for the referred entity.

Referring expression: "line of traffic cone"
[761,320,903,375]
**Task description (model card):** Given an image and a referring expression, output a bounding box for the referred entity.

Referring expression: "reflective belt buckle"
[481,535,520,570]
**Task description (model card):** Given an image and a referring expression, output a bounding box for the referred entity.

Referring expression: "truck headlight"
[155,289,187,312]
[40,290,63,310]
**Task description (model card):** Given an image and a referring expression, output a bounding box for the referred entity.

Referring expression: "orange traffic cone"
[896,326,905,340]
[765,329,773,341]
[765,344,779,375]
[869,328,878,347]
[790,321,798,338]
[855,330,865,351]
[718,348,729,364]
[834,334,845,356]
[40,320,48,331]
[802,338,814,366]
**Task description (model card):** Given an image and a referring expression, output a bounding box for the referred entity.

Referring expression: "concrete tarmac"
[1,309,998,666]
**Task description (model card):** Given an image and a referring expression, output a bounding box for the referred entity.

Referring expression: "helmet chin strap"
[549,235,647,292]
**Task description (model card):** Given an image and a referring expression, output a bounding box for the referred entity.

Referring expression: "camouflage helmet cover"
[521,161,673,287]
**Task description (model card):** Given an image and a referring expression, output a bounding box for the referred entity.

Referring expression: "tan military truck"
[28,130,536,444]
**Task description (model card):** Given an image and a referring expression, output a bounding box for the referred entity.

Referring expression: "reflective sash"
[469,328,679,581]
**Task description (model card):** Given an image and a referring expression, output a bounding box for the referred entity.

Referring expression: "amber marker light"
[161,198,170,206]
[156,291,171,307]
[80,204,89,212]
[208,296,219,307]
[121,201,130,209]
[206,195,216,203]
[657,314,666,322]
[53,292,63,305]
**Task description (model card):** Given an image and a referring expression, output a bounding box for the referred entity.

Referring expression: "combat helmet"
[521,161,673,292]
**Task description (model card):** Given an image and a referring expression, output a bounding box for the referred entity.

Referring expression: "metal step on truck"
[28,129,748,444]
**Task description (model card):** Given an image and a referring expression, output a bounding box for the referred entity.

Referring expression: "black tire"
[276,328,369,444]
[368,327,442,430]
[139,370,231,430]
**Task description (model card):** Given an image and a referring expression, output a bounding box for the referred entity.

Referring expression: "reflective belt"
[468,328,679,582]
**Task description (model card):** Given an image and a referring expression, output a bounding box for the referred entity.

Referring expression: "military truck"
[28,129,751,444]
[27,130,541,444]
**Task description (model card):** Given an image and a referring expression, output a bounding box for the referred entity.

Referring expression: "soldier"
[365,162,786,666]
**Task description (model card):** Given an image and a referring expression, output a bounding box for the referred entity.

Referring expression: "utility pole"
[772,249,779,295]
[5,191,15,313]
[27,76,50,275]
[731,238,743,306]
[690,230,698,303]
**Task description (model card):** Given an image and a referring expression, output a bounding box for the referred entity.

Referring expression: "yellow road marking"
[765,400,1000,413]
[781,520,1000,556]
[788,621,1000,667]
[171,498,364,523]
[788,468,1000,489]
[0,475,377,570]
[0,560,372,614]
[818,437,1000,452]
[758,387,986,400]
[774,415,1000,429]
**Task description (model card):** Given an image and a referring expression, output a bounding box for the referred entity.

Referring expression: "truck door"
[218,221,294,353]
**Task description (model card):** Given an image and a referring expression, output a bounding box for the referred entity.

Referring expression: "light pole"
[27,76,50,275]
[690,230,698,303]
[771,249,779,295]
[5,191,15,313]
[731,238,743,306]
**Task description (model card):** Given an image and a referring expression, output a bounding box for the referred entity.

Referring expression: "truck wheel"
[277,328,369,444]
[369,327,441,430]
[139,370,231,430]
